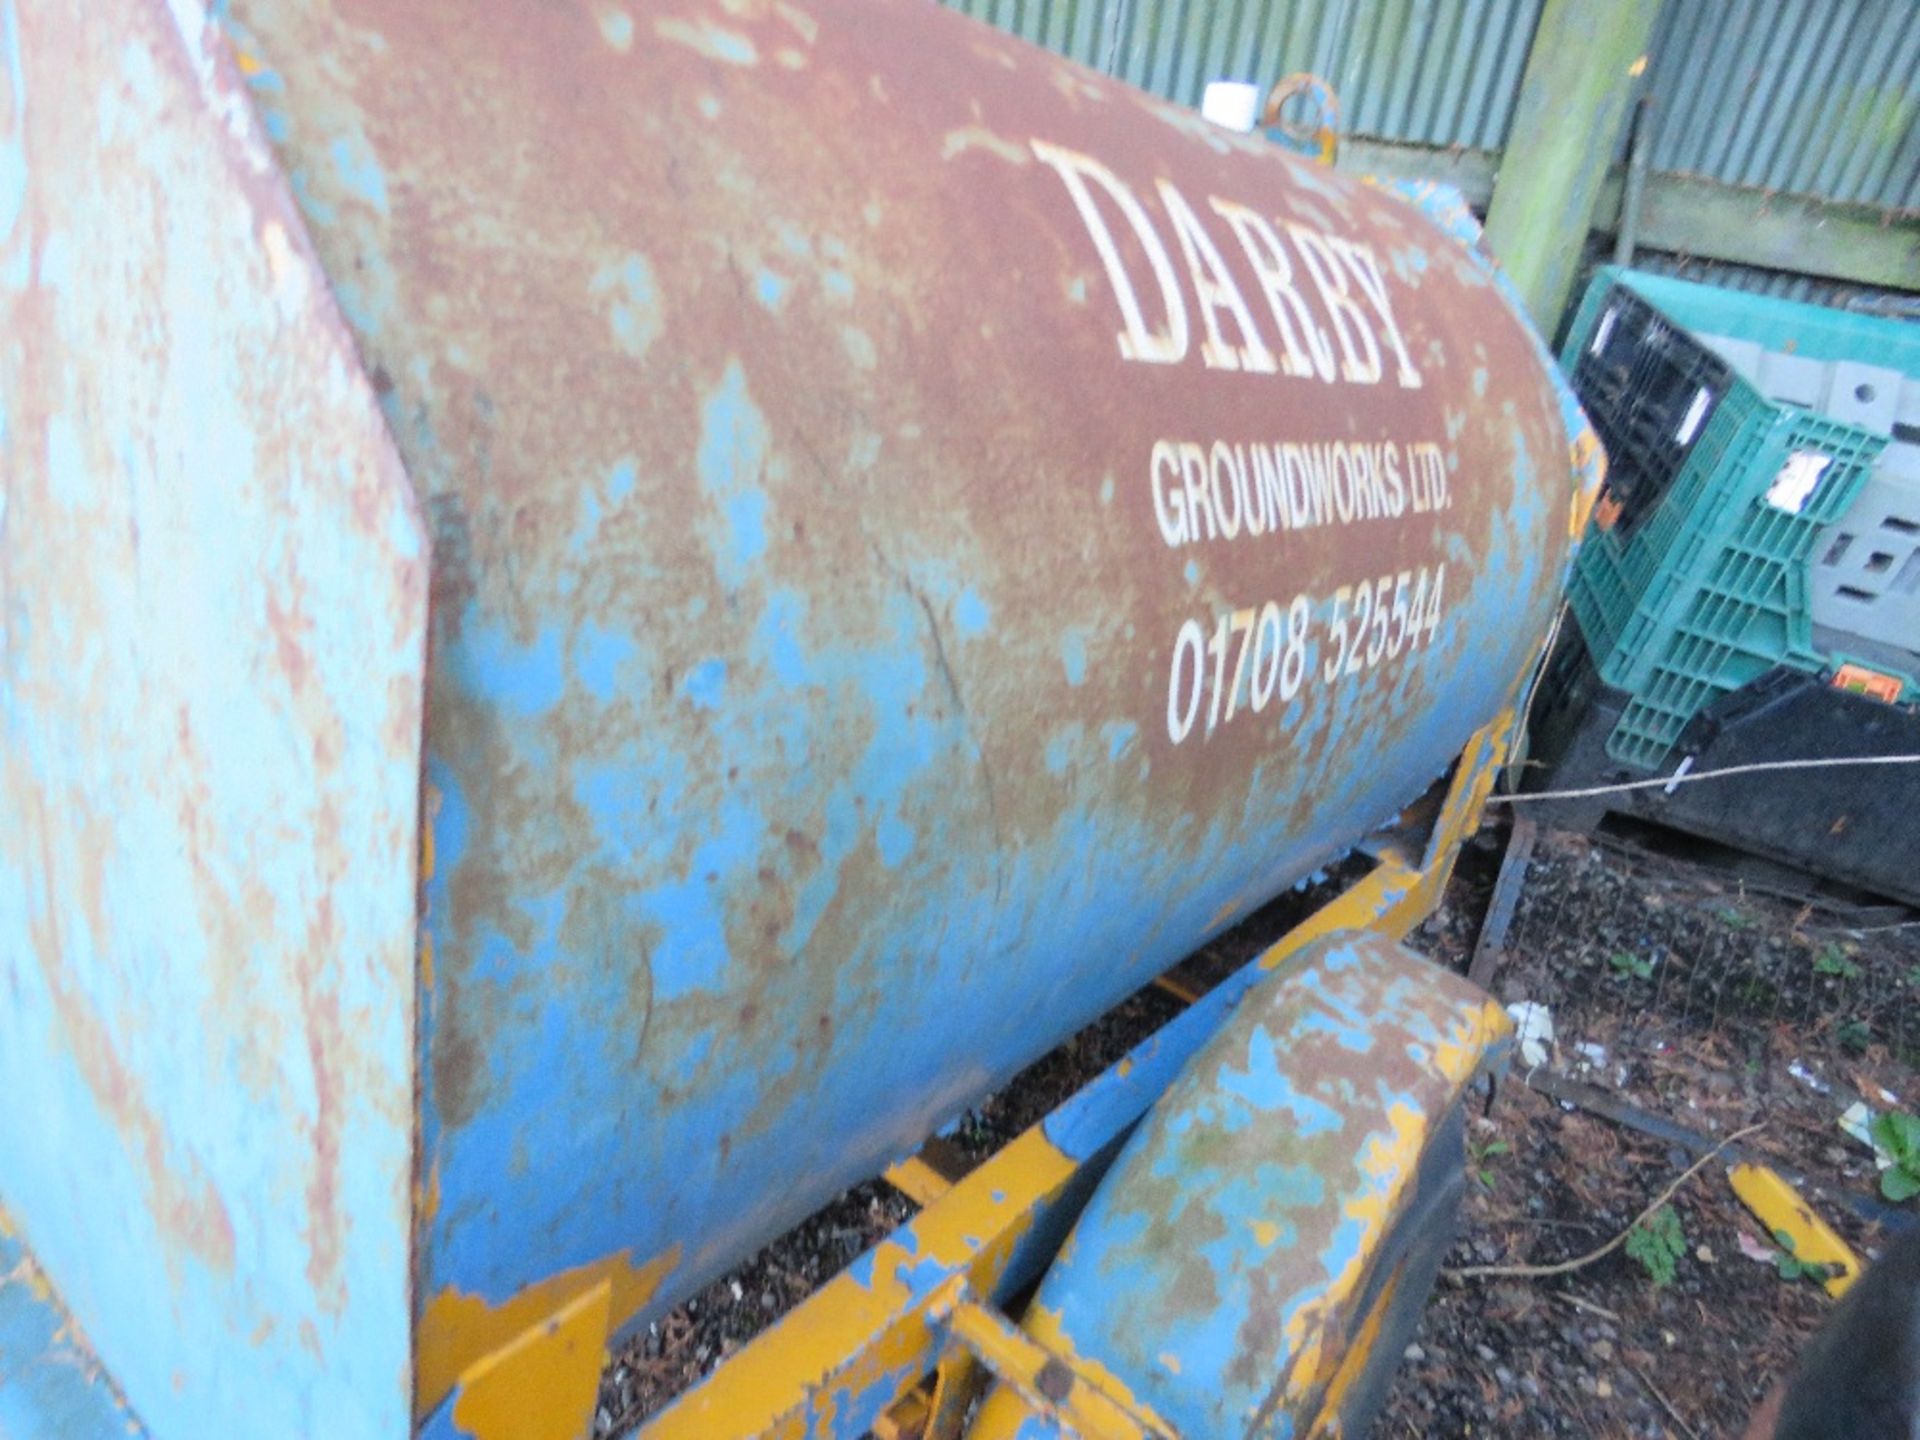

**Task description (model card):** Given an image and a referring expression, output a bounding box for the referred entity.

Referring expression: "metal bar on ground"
[1522,1068,1914,1233]
[1468,815,1538,989]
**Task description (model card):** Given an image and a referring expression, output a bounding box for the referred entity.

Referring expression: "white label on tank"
[1676,387,1712,445]
[1591,307,1617,356]
[1201,81,1261,132]
[1765,450,1832,515]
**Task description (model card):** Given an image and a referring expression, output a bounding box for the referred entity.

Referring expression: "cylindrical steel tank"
[232,0,1578,1386]
[1,0,1585,1431]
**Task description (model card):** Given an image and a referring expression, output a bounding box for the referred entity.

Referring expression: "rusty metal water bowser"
[0,0,1591,1433]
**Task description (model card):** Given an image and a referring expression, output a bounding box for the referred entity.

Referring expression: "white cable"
[1491,752,1920,805]
[1510,600,1568,773]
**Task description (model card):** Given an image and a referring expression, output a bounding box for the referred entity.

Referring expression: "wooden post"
[1483,0,1664,332]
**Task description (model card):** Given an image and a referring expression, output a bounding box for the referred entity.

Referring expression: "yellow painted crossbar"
[937,1283,1177,1440]
[642,1130,1081,1440]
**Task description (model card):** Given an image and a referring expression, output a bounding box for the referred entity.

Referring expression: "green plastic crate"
[1559,268,1911,770]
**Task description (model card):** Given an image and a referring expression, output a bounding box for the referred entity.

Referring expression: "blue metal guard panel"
[0,2,429,1435]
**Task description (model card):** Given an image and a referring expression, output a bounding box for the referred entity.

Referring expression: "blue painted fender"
[971,932,1510,1438]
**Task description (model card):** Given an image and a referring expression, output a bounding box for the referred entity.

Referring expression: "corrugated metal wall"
[941,0,1919,300]
[1632,0,1920,212]
[949,0,1544,148]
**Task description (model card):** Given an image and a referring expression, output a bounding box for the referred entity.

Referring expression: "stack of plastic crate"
[1559,268,1920,771]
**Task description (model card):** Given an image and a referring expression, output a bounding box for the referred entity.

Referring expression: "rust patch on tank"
[297,893,348,1312]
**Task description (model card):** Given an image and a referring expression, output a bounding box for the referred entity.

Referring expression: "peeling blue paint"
[683,657,728,710]
[287,167,336,227]
[10,2,1572,1435]
[608,458,637,502]
[757,588,812,687]
[452,617,567,717]
[1059,628,1087,686]
[5,10,426,1427]
[642,797,764,1002]
[599,9,634,49]
[1044,731,1073,774]
[754,267,789,310]
[573,625,636,703]
[953,587,990,637]
[697,361,772,587]
[328,134,388,213]
[875,812,915,868]
[591,253,663,359]
[1215,1035,1344,1136]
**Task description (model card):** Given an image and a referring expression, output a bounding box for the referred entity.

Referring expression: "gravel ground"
[601,818,1920,1438]
[1381,823,1920,1438]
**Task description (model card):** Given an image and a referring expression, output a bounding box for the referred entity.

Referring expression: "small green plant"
[1838,1019,1872,1053]
[1716,905,1756,930]
[1908,965,1920,988]
[1814,943,1861,980]
[1871,1112,1920,1202]
[1772,1229,1841,1286]
[1468,1137,1510,1191]
[1609,951,1654,981]
[1625,1204,1686,1287]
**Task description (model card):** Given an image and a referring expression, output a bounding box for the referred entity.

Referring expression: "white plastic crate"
[1811,443,1920,661]
[1700,333,1920,671]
